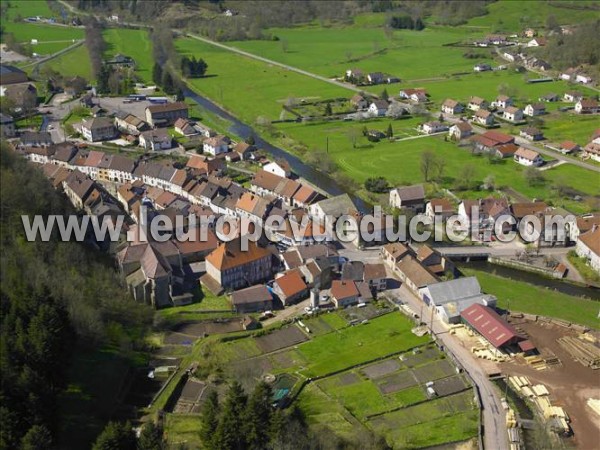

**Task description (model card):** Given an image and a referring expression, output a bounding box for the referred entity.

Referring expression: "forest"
[0,143,153,449]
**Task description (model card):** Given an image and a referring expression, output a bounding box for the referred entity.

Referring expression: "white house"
[449,122,472,140]
[583,143,600,162]
[575,226,600,274]
[468,96,488,111]
[421,121,448,135]
[524,103,546,117]
[203,135,229,155]
[503,106,524,122]
[473,109,494,126]
[564,91,583,102]
[139,129,173,151]
[441,99,463,115]
[575,74,593,84]
[527,37,546,47]
[368,100,389,117]
[493,95,512,110]
[263,161,291,178]
[514,147,543,166]
[575,99,599,114]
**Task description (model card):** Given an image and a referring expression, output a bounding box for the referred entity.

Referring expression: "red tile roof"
[461,304,522,349]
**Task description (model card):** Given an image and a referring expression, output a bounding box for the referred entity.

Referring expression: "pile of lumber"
[524,355,548,370]
[587,399,600,417]
[557,336,600,369]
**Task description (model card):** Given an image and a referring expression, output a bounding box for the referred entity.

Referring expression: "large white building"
[576,227,600,274]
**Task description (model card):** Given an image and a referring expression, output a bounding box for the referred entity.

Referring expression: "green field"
[176,37,352,123]
[45,44,93,79]
[462,268,600,329]
[1,0,54,20]
[103,28,154,83]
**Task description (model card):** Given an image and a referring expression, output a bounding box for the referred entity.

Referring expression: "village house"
[539,93,559,103]
[62,171,96,210]
[173,118,197,136]
[203,135,229,155]
[145,102,188,127]
[395,255,438,296]
[310,194,357,222]
[575,226,600,274]
[389,184,425,212]
[24,146,56,164]
[524,28,536,38]
[563,91,583,103]
[186,154,225,176]
[510,201,548,225]
[51,144,78,168]
[292,185,322,208]
[559,141,580,154]
[491,143,519,159]
[524,103,546,117]
[363,263,387,292]
[470,130,514,152]
[519,126,544,141]
[273,270,308,306]
[114,112,147,135]
[576,73,593,84]
[204,239,273,291]
[426,198,455,220]
[473,109,494,126]
[575,99,599,114]
[449,122,473,140]
[441,99,464,115]
[330,280,360,308]
[502,106,524,122]
[457,197,511,238]
[139,128,173,151]
[264,160,291,178]
[399,88,427,103]
[468,96,488,111]
[368,99,389,116]
[235,192,272,226]
[527,37,547,47]
[583,143,600,162]
[493,95,513,110]
[381,242,411,271]
[81,117,116,142]
[367,72,384,84]
[350,93,368,110]
[231,285,273,313]
[0,113,15,138]
[514,147,543,166]
[420,121,448,134]
[345,68,363,80]
[20,131,52,147]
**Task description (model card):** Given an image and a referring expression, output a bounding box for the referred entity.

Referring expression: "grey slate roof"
[424,276,481,304]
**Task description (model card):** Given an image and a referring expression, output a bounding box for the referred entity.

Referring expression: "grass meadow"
[45,44,93,79]
[461,268,600,329]
[103,28,154,83]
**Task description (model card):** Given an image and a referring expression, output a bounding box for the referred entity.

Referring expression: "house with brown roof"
[493,95,513,110]
[273,270,308,306]
[491,143,518,159]
[524,103,546,117]
[231,285,273,313]
[502,106,524,122]
[471,130,514,152]
[24,145,56,164]
[510,202,548,222]
[389,184,425,212]
[473,109,494,126]
[381,242,411,269]
[330,280,360,308]
[350,93,368,110]
[235,192,272,225]
[81,150,106,179]
[395,255,438,296]
[575,99,599,114]
[563,91,583,103]
[115,112,148,135]
[139,128,173,151]
[186,154,225,175]
[514,147,543,166]
[426,198,455,220]
[81,117,116,142]
[449,122,473,140]
[468,96,488,111]
[363,263,387,292]
[233,141,255,160]
[293,185,322,207]
[203,135,229,155]
[441,99,464,115]
[559,141,580,154]
[62,170,96,209]
[519,126,544,141]
[145,102,189,127]
[173,118,197,136]
[205,239,273,290]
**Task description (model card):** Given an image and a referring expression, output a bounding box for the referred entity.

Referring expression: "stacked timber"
[557,336,600,369]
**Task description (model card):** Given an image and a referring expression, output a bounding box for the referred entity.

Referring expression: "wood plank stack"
[557,336,600,369]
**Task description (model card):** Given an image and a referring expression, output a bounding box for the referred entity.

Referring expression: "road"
[186,33,363,95]
[388,281,509,450]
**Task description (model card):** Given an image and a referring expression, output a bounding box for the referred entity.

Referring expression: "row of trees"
[0,143,154,448]
[84,17,106,80]
[181,56,208,78]
[386,15,425,30]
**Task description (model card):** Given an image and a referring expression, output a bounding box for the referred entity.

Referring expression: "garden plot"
[399,346,444,368]
[361,359,401,379]
[376,370,419,395]
[338,304,391,323]
[172,319,243,337]
[173,378,208,414]
[433,375,471,397]
[255,326,309,353]
[269,348,307,371]
[163,332,197,346]
[301,313,346,336]
[411,358,456,384]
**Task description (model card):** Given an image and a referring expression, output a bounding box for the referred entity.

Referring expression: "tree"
[546,14,559,33]
[200,390,219,449]
[161,71,175,95]
[175,88,185,102]
[434,157,446,182]
[346,127,361,148]
[21,425,52,450]
[245,135,256,146]
[138,422,164,450]
[386,123,393,138]
[281,39,289,53]
[483,174,496,191]
[458,164,476,190]
[420,150,436,182]
[324,102,333,116]
[92,421,135,450]
[152,63,163,86]
[245,382,273,450]
[524,167,545,186]
[213,382,247,450]
[380,88,389,101]
[365,177,390,193]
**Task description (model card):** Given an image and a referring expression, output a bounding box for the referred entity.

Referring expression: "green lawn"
[103,28,154,83]
[176,37,352,123]
[164,413,203,449]
[542,113,600,146]
[1,22,83,53]
[462,268,600,329]
[297,312,429,377]
[1,0,54,21]
[45,44,93,79]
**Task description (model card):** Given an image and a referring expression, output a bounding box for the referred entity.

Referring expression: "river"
[183,88,369,212]
[459,261,600,300]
